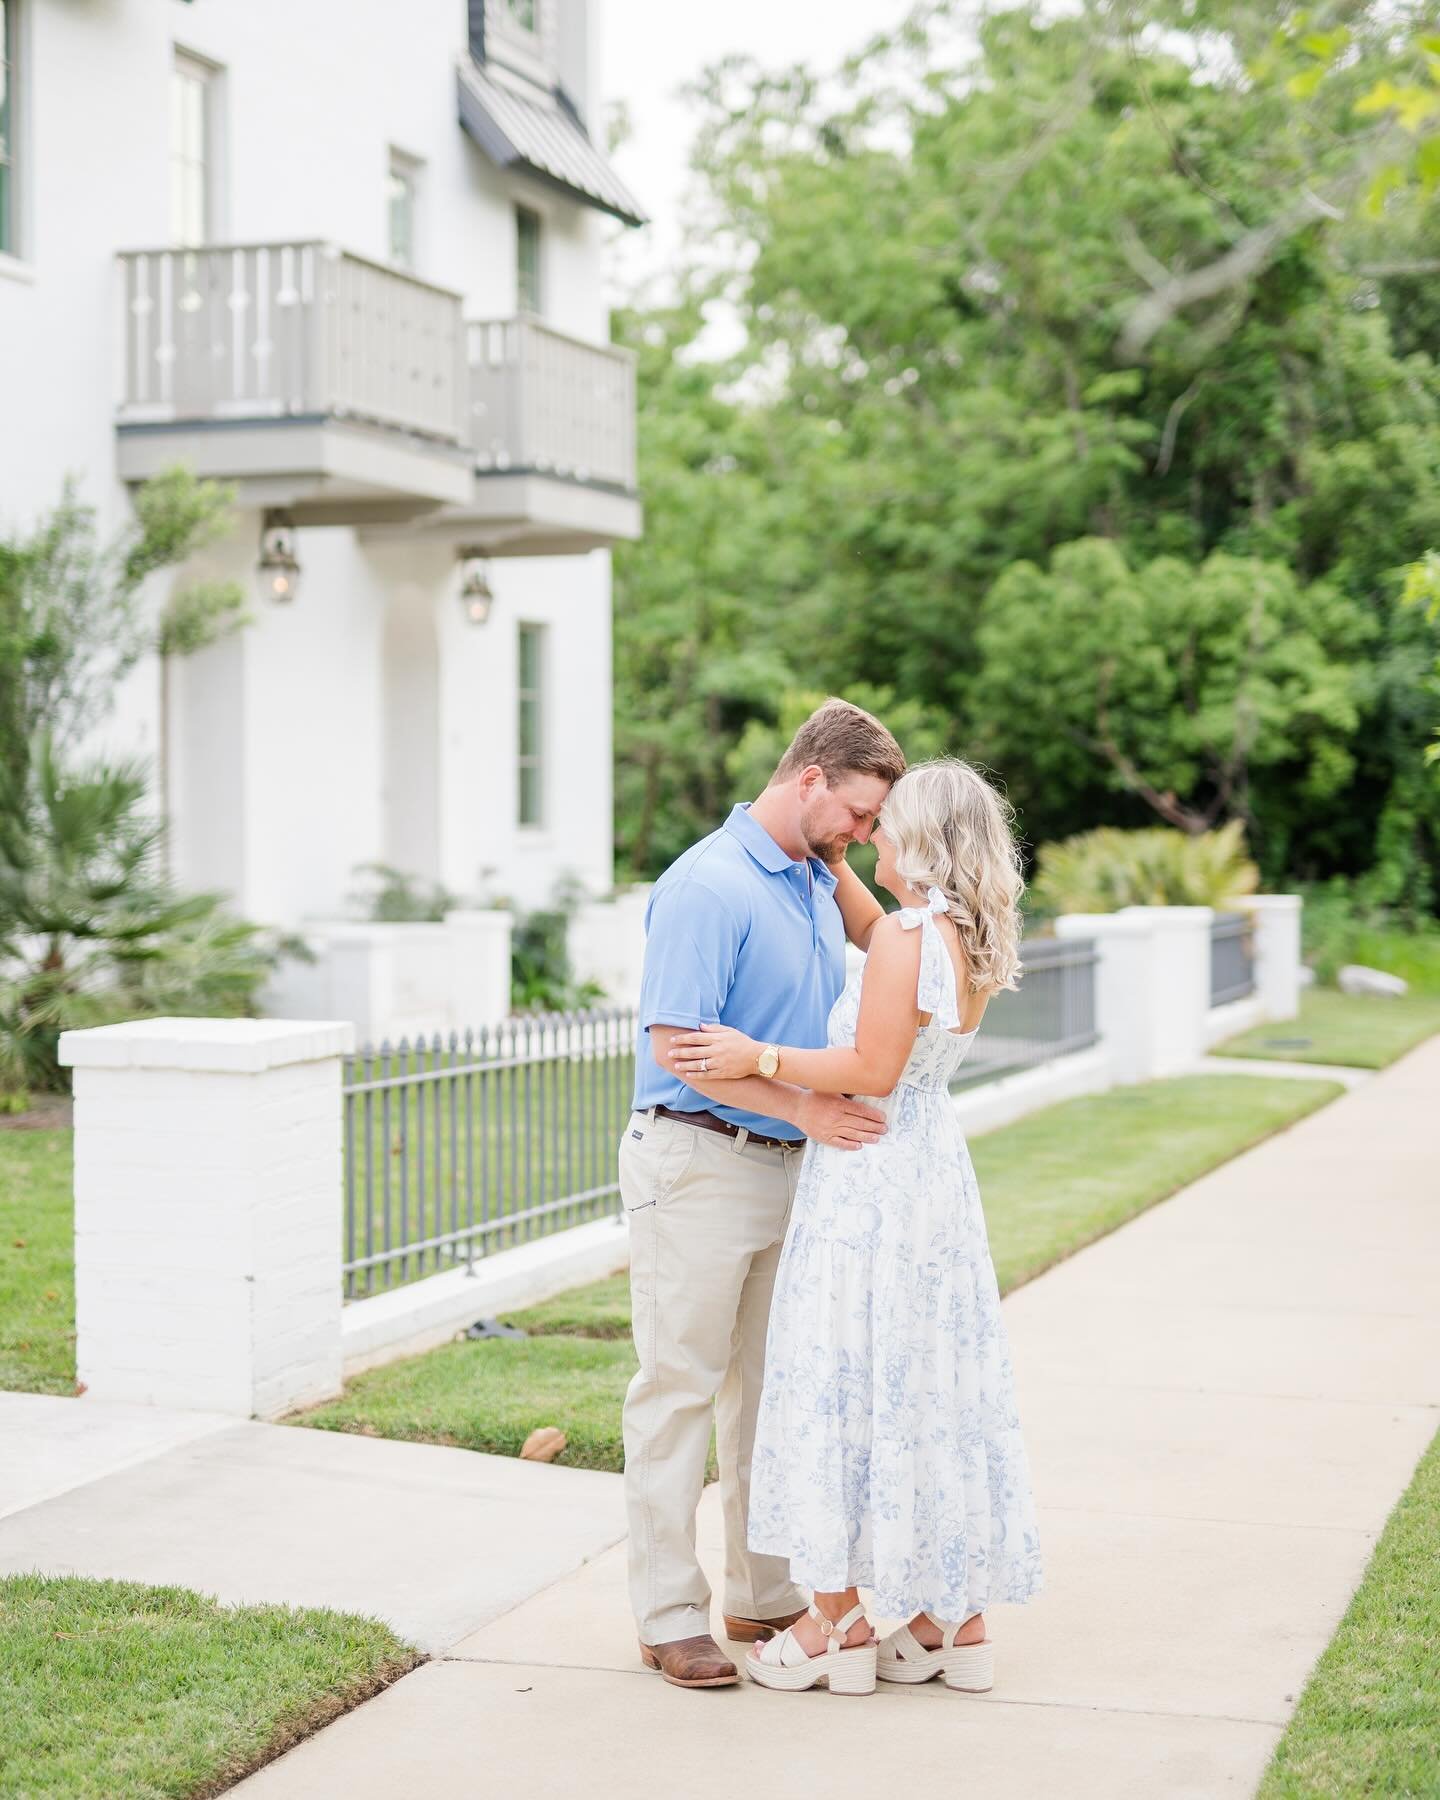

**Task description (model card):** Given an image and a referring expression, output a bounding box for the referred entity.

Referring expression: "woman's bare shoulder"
[860,912,924,975]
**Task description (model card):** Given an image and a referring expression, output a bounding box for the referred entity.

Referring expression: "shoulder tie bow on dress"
[898,886,950,930]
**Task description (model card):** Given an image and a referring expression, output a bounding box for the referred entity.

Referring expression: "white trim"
[0,248,33,283]
[341,1215,628,1377]
[952,1045,1117,1139]
[1202,994,1264,1050]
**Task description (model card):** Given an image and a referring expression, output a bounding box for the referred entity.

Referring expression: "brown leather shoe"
[722,1607,807,1644]
[639,1633,739,1688]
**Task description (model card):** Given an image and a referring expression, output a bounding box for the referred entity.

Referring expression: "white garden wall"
[60,897,1305,1409]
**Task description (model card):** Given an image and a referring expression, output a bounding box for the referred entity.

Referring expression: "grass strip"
[298,1334,641,1472]
[0,1129,76,1395]
[1218,989,1440,1070]
[0,1573,419,1800]
[502,1271,632,1338]
[1258,1427,1440,1798]
[976,1072,1341,1293]
[300,1074,1340,1466]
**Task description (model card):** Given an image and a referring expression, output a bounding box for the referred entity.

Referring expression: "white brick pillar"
[1137,905,1213,1073]
[1238,893,1303,1022]
[59,1017,354,1419]
[1054,906,1213,1083]
[444,908,513,1028]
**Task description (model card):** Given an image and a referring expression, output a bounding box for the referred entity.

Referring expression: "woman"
[668,758,1043,1696]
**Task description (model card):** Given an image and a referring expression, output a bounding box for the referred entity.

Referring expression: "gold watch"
[757,1044,781,1079]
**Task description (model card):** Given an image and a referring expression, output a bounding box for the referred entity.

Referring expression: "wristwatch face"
[758,1045,779,1078]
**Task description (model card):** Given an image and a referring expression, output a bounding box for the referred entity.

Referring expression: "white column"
[1238,893,1303,1022]
[59,1017,353,1420]
[445,908,514,1028]
[1054,906,1213,1083]
[1054,911,1155,1085]
[567,884,652,1008]
[322,927,397,1045]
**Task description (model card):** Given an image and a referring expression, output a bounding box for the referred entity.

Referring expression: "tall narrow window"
[506,0,537,28]
[0,1,16,255]
[170,52,212,247]
[516,205,542,315]
[517,624,545,827]
[386,152,418,269]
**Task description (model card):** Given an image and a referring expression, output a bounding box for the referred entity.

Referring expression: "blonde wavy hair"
[881,758,1024,994]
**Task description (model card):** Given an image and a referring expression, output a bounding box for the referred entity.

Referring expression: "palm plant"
[1028,820,1261,919]
[0,734,282,1102]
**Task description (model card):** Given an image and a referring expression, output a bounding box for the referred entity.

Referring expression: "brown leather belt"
[652,1104,800,1152]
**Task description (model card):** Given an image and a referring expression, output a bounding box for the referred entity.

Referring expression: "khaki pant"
[620,1109,808,1647]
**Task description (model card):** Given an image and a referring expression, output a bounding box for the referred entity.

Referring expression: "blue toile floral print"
[747,888,1045,1621]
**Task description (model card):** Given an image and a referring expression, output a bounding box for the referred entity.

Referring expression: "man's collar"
[723,804,838,890]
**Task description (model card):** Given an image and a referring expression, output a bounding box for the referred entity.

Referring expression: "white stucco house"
[0,0,646,1034]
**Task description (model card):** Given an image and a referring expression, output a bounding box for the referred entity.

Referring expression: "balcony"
[116,244,475,522]
[455,316,641,554]
[114,245,642,550]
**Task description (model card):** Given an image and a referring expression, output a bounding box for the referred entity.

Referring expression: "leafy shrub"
[1028,821,1260,917]
[347,862,462,924]
[0,736,284,1102]
[1300,880,1440,993]
[512,878,604,1014]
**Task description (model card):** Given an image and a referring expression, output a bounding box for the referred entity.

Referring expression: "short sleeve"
[638,878,744,1033]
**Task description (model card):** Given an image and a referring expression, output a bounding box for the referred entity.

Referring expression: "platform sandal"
[744,1602,877,1695]
[876,1612,994,1691]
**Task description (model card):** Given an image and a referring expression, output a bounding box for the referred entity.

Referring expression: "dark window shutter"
[468,0,486,62]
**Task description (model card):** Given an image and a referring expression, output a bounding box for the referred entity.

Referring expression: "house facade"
[0,0,642,949]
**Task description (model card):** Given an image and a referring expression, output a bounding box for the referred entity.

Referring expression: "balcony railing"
[118,243,468,446]
[467,315,637,494]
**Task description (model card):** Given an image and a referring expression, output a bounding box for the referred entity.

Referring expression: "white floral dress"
[747,888,1044,1620]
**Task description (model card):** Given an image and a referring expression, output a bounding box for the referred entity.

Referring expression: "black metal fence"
[341,1009,635,1298]
[342,937,1102,1298]
[1209,913,1255,1007]
[950,936,1100,1092]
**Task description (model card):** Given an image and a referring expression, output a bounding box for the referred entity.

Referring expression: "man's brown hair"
[773,698,906,786]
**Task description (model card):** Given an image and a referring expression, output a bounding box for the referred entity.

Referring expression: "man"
[620,698,906,1688]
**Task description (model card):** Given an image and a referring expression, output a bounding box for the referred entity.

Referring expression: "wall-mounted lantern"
[258,511,301,604]
[458,552,495,626]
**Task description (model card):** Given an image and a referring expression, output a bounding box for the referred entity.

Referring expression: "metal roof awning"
[458,63,647,228]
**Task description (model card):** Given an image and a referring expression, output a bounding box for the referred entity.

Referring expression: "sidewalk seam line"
[430,1656,1289,1727]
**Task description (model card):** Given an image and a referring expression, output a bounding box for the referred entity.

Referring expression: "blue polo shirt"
[632,803,845,1140]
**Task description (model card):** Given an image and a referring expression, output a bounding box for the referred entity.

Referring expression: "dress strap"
[897,887,962,1028]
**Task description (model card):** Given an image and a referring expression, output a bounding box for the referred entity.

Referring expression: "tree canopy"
[612,0,1440,911]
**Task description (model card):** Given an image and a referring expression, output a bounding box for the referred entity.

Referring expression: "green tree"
[0,736,282,1098]
[0,468,249,799]
[612,294,804,877]
[610,0,1440,902]
[972,540,1368,858]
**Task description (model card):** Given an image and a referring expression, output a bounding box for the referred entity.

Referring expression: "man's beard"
[803,826,849,863]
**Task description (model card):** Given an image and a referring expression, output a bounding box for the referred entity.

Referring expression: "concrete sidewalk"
[3,1041,1436,1797]
[0,1400,626,1652]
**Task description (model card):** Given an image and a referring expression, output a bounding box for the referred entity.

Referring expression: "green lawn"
[976,1072,1340,1292]
[503,1271,633,1338]
[0,1574,419,1800]
[1219,988,1440,1071]
[0,1129,76,1396]
[299,1334,639,1471]
[1259,1427,1440,1798]
[296,1073,1340,1469]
